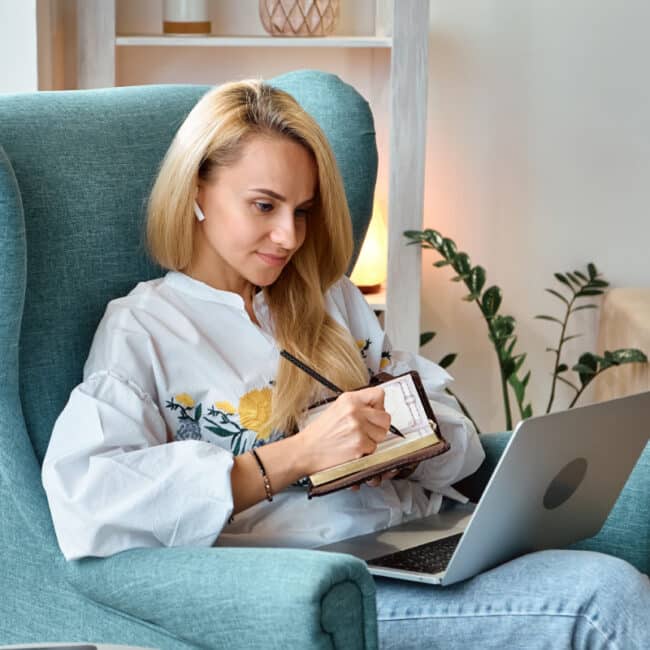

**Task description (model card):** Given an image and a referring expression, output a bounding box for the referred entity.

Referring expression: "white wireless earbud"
[193,200,206,222]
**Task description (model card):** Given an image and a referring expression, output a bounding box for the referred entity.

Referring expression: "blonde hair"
[146,80,369,436]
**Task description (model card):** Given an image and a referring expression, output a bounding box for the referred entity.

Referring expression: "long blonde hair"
[146,80,370,436]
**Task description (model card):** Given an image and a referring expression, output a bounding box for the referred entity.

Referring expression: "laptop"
[316,391,650,585]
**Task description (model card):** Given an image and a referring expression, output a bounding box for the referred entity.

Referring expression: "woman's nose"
[270,210,299,249]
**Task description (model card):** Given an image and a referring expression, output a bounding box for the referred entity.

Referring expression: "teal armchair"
[1,70,647,649]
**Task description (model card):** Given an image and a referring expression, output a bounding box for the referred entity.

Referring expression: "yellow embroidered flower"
[175,393,195,408]
[214,400,236,415]
[356,339,366,349]
[380,357,390,369]
[238,388,273,440]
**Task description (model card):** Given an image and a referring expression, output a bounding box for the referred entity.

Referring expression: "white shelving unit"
[115,35,392,48]
[77,0,429,354]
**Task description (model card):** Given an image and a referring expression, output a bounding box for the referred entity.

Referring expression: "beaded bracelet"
[250,448,273,502]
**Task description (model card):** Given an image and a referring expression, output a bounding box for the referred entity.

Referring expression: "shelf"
[115,35,393,48]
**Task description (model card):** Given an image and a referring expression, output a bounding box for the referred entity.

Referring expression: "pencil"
[279,349,405,438]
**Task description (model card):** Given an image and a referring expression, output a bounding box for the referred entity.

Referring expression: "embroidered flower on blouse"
[176,420,202,441]
[165,395,203,441]
[214,400,236,415]
[166,385,276,452]
[174,392,195,408]
[356,338,371,359]
[380,350,392,370]
[238,387,273,440]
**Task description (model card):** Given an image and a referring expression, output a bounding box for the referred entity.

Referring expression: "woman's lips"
[256,252,288,267]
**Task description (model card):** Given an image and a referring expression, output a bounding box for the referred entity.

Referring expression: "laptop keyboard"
[369,533,463,574]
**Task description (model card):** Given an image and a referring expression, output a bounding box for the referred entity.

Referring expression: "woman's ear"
[193,200,206,222]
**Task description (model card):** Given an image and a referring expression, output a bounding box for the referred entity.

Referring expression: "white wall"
[0,0,39,92]
[422,1,650,432]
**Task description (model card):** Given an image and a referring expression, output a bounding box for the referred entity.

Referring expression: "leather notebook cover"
[304,370,450,498]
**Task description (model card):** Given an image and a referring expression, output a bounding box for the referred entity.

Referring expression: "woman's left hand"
[349,462,420,490]
[350,468,401,491]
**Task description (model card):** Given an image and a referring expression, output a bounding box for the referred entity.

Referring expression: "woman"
[42,80,649,648]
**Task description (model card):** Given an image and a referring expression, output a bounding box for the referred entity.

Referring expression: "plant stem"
[475,298,513,430]
[545,292,577,414]
[444,387,482,434]
[567,371,603,408]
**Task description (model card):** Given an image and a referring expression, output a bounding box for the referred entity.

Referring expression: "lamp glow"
[351,203,388,294]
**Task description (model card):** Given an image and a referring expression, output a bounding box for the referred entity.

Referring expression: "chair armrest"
[454,432,650,575]
[63,546,378,650]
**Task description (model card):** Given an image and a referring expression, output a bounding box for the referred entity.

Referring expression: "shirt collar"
[164,271,265,311]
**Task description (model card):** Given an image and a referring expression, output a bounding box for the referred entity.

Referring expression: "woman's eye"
[255,201,273,213]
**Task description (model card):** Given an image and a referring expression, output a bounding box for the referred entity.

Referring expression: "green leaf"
[502,358,516,378]
[433,259,451,267]
[468,266,486,296]
[451,275,465,282]
[233,435,242,456]
[506,335,518,357]
[194,403,202,421]
[403,230,422,241]
[610,348,648,364]
[587,263,597,279]
[425,229,443,247]
[578,352,599,370]
[546,347,559,353]
[557,363,568,373]
[420,331,436,347]
[573,363,597,375]
[438,353,457,369]
[522,404,533,419]
[566,272,581,287]
[462,293,480,302]
[512,353,527,374]
[571,304,598,313]
[492,315,516,341]
[574,352,599,387]
[585,279,609,288]
[545,288,570,305]
[453,252,471,275]
[535,315,563,325]
[522,370,531,387]
[440,237,457,259]
[482,285,502,318]
[574,270,588,282]
[561,334,583,344]
[576,289,604,297]
[509,375,526,403]
[554,273,574,291]
[205,425,236,438]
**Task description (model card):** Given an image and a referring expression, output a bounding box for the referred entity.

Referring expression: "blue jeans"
[374,549,650,649]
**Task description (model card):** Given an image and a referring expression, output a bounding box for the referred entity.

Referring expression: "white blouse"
[42,271,485,560]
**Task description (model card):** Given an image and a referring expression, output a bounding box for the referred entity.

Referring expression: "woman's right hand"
[296,386,391,477]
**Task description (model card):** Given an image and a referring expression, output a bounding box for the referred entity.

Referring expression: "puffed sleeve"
[42,367,235,560]
[332,276,486,501]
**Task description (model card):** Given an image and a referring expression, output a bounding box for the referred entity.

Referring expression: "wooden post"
[385,0,429,354]
[77,0,115,88]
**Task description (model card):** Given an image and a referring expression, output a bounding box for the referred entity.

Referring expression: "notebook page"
[299,373,433,447]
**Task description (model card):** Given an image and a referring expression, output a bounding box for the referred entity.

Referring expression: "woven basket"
[259,0,340,37]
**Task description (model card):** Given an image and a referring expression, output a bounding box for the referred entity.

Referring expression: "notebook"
[297,370,450,497]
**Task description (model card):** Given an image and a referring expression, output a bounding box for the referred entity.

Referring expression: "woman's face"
[193,134,317,295]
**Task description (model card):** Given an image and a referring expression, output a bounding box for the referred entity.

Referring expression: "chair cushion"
[0,71,377,462]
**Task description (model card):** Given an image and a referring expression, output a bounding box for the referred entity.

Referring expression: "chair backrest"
[0,70,378,469]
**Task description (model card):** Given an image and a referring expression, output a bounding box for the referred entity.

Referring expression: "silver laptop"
[317,391,650,585]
